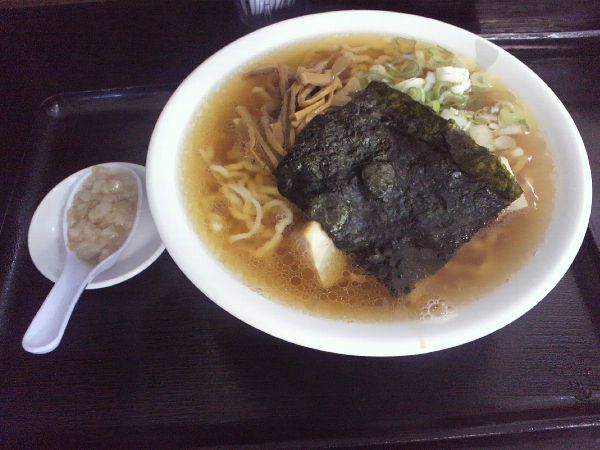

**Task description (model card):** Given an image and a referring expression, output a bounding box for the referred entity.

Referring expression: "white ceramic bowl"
[147,11,592,356]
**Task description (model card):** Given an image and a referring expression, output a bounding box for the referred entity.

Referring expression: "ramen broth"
[182,35,554,321]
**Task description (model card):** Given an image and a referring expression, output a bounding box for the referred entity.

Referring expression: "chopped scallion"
[428,46,454,64]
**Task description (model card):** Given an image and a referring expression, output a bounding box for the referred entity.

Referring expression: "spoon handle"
[22,257,93,354]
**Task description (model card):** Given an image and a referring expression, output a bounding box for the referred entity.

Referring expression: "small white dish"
[28,162,165,289]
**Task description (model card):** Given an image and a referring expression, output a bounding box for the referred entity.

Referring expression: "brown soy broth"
[182,34,554,322]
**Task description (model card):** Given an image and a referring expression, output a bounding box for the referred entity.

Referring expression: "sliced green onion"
[414,49,426,65]
[518,118,530,132]
[469,124,494,150]
[470,71,493,89]
[356,71,385,89]
[498,107,523,127]
[424,71,436,91]
[439,91,468,108]
[428,46,454,64]
[382,63,403,79]
[394,77,425,92]
[393,37,416,54]
[367,72,388,82]
[435,66,468,83]
[430,80,451,100]
[369,64,389,77]
[427,99,441,112]
[440,107,471,130]
[399,59,421,78]
[496,101,515,111]
[407,87,426,103]
[385,59,421,79]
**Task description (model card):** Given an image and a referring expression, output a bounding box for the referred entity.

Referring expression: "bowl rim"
[146,10,592,356]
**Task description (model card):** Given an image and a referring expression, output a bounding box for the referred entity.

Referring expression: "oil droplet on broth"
[419,298,454,321]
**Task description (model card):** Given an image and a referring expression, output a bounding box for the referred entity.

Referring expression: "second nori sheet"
[275,81,523,295]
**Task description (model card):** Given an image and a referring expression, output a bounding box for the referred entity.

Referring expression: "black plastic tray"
[1,80,600,448]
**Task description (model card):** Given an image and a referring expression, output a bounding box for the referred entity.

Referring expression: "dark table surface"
[2,1,600,448]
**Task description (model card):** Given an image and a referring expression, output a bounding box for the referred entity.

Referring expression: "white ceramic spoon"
[22,164,142,354]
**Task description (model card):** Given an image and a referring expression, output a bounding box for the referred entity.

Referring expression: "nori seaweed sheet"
[275,81,523,295]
